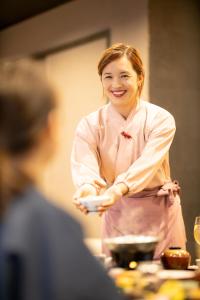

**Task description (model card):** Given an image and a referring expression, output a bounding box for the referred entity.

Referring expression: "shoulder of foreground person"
[1,185,83,252]
[2,186,125,300]
[10,185,84,235]
[33,188,125,300]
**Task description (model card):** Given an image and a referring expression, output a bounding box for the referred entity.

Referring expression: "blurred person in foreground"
[0,60,123,300]
[71,43,186,258]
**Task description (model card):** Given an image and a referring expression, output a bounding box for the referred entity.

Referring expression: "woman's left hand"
[98,182,128,215]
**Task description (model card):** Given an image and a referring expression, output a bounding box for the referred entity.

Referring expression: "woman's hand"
[73,184,97,214]
[98,182,128,215]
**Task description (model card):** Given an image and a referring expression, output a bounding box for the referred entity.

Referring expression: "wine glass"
[194,216,200,245]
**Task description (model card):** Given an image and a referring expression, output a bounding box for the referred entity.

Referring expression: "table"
[107,261,200,300]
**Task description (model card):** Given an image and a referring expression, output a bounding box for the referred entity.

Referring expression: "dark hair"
[0,60,56,215]
[98,43,145,96]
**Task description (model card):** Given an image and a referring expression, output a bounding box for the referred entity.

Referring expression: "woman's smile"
[111,89,127,97]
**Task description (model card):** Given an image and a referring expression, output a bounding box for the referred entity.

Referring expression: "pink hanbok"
[71,100,186,258]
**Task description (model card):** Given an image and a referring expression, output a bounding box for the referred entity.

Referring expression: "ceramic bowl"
[161,247,191,270]
[79,195,110,212]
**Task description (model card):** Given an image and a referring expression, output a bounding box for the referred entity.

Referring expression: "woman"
[71,43,186,258]
[0,60,123,300]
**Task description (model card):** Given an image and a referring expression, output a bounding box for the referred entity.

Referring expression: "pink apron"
[102,181,186,259]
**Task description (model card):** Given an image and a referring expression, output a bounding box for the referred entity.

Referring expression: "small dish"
[161,247,191,270]
[157,270,195,280]
[79,195,110,212]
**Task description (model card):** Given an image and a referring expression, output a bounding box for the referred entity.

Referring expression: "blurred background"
[0,0,199,262]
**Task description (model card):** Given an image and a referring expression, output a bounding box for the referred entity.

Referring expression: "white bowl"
[79,195,110,212]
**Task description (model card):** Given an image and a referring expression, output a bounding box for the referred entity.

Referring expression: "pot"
[161,247,191,270]
[104,235,159,269]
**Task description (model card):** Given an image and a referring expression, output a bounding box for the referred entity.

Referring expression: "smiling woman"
[71,43,186,259]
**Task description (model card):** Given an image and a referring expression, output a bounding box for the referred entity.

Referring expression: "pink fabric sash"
[156,180,181,205]
[128,180,180,203]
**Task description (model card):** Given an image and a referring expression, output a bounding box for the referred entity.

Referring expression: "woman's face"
[101,56,141,111]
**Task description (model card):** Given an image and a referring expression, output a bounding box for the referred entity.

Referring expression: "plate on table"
[158,269,195,280]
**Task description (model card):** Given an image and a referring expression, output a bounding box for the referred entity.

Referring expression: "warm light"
[129,261,137,269]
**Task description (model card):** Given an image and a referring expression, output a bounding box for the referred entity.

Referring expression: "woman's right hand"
[73,184,97,215]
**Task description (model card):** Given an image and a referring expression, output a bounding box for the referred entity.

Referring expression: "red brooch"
[121,131,132,139]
